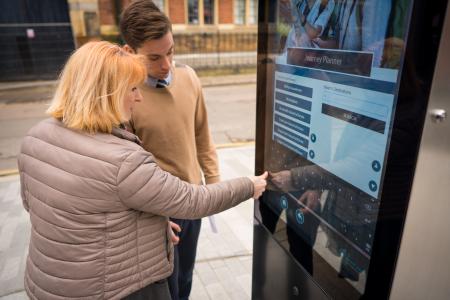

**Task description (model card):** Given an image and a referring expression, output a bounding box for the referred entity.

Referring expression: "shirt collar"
[145,71,172,88]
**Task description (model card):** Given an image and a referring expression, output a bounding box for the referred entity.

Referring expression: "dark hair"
[120,0,172,50]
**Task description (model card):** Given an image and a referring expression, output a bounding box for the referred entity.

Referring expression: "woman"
[17,41,267,300]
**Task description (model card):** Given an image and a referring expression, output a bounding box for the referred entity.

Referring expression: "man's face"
[135,32,174,80]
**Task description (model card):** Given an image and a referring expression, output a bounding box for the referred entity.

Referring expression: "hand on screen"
[249,171,268,199]
[270,170,295,191]
[169,221,181,245]
[298,190,321,214]
[312,37,338,49]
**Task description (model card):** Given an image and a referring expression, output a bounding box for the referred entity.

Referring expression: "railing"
[173,31,257,70]
[0,24,75,81]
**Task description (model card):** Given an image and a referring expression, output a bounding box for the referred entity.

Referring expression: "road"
[0,83,256,171]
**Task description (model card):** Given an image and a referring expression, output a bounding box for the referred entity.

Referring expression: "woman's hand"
[248,171,268,199]
[270,170,295,191]
[169,221,181,245]
[298,190,321,214]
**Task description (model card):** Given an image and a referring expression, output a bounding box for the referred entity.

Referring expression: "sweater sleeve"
[191,69,221,184]
[117,149,253,219]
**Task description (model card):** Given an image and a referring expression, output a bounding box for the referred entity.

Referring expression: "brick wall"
[98,0,131,26]
[219,0,233,23]
[98,0,116,25]
[174,31,257,53]
[169,0,185,24]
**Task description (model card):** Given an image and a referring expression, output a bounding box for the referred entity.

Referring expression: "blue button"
[295,209,305,224]
[280,195,288,209]
[372,160,381,172]
[309,150,315,159]
[310,134,317,143]
[368,180,378,192]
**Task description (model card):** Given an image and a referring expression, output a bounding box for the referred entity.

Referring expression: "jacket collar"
[49,118,142,146]
[111,126,143,146]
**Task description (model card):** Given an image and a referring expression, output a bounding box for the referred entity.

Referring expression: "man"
[120,1,221,299]
[285,0,335,48]
[314,0,392,67]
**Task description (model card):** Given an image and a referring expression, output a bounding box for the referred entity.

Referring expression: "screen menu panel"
[272,61,397,198]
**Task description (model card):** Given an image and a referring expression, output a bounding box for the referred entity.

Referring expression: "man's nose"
[161,56,171,70]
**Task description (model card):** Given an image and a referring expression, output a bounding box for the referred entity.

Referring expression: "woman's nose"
[135,89,143,102]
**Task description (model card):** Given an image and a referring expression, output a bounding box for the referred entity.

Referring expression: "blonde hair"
[47,41,147,133]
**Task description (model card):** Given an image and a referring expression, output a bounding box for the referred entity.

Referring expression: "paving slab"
[0,145,256,300]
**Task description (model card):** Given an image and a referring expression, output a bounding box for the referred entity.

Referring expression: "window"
[234,0,258,25]
[203,0,214,24]
[188,0,199,24]
[249,0,258,24]
[234,0,245,25]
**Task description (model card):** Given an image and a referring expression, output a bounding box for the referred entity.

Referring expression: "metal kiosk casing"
[252,0,450,299]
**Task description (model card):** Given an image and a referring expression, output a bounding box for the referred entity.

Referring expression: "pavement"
[0,73,256,104]
[0,145,256,300]
[0,79,256,175]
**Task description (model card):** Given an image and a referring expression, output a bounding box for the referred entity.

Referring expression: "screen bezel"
[254,0,449,298]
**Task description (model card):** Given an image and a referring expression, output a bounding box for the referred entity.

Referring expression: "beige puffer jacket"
[18,118,253,300]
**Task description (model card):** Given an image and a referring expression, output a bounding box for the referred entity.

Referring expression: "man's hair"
[120,0,172,50]
[47,41,146,133]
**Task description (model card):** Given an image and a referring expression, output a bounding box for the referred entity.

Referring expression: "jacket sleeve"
[117,149,253,219]
[17,156,29,212]
[192,69,221,184]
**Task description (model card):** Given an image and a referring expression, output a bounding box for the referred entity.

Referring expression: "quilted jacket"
[18,118,253,299]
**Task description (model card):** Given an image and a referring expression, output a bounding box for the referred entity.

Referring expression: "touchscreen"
[258,0,413,297]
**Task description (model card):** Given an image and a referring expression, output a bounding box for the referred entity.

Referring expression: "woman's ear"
[123,44,135,54]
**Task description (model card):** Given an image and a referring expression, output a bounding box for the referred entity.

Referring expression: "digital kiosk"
[252,0,450,299]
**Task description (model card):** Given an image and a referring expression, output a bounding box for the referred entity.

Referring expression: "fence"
[173,31,257,71]
[0,0,75,81]
[0,29,258,81]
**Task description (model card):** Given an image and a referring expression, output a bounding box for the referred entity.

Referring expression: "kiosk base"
[252,222,329,300]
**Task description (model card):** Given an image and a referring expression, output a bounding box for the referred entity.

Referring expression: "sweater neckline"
[141,65,177,93]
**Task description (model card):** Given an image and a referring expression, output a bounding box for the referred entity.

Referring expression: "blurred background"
[0,0,258,82]
[0,0,259,172]
[0,1,258,299]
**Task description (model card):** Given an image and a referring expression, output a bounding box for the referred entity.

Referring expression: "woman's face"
[123,86,143,121]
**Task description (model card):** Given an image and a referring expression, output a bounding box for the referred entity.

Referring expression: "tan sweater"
[130,63,220,185]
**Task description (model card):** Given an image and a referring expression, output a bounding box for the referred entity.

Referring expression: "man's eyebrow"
[147,47,173,58]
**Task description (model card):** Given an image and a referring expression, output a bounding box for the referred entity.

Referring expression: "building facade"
[0,0,258,81]
[69,0,258,53]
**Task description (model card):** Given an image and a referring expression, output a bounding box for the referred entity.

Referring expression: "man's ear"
[123,44,135,54]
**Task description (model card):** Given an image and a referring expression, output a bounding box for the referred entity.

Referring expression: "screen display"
[257,0,413,298]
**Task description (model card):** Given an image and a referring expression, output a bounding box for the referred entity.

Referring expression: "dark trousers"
[168,218,202,300]
[122,279,171,300]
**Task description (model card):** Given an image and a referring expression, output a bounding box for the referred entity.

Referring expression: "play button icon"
[372,160,381,172]
[280,195,288,209]
[295,209,305,224]
[368,180,378,192]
